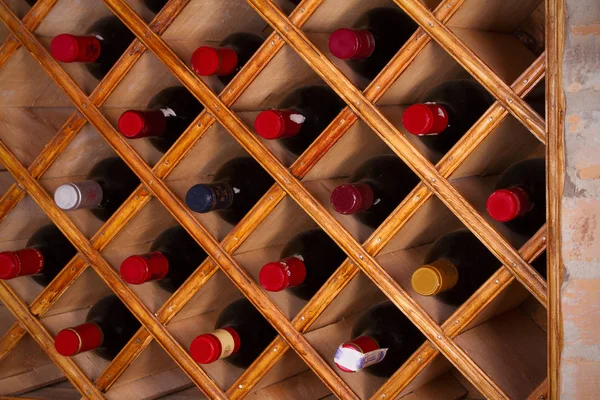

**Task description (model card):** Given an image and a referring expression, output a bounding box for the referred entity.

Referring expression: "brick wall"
[561,1,600,398]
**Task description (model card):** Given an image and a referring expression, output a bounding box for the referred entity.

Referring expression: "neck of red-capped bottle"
[50,34,102,63]
[118,109,168,139]
[253,109,304,140]
[330,182,375,215]
[402,103,449,136]
[54,323,104,356]
[486,185,533,222]
[190,326,241,364]
[328,28,376,60]
[0,248,44,280]
[334,335,383,373]
[259,256,307,292]
[119,252,169,285]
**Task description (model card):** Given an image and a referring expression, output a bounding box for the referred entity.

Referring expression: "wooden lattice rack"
[0,0,564,399]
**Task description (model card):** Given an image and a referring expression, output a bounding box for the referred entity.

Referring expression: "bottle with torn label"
[253,85,346,156]
[189,298,277,368]
[50,16,135,81]
[0,225,76,286]
[118,86,204,153]
[334,301,424,377]
[402,79,495,155]
[54,295,140,361]
[411,229,500,307]
[330,155,419,229]
[259,229,346,300]
[54,157,139,222]
[185,157,274,225]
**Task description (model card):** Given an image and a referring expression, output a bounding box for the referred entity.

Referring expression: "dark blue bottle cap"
[186,183,234,213]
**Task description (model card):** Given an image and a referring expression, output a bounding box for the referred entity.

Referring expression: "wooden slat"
[527,378,548,400]
[546,0,565,398]
[0,0,59,71]
[393,0,545,142]
[0,282,103,399]
[227,51,546,399]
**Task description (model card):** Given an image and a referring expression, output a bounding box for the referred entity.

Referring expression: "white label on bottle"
[290,114,306,124]
[211,329,236,359]
[160,107,177,118]
[334,345,388,372]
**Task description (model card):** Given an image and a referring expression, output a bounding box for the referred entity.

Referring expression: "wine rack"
[0,0,563,399]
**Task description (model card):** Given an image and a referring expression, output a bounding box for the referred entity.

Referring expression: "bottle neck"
[120,252,169,285]
[253,109,305,140]
[50,34,101,63]
[54,323,104,356]
[334,335,386,372]
[54,181,104,211]
[186,182,235,213]
[191,46,239,76]
[0,248,44,280]
[190,326,241,364]
[118,109,168,139]
[330,182,375,215]
[411,259,459,296]
[329,28,376,60]
[402,103,450,136]
[486,186,533,222]
[259,256,307,292]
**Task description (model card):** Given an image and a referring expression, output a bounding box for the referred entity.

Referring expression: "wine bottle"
[328,8,418,81]
[185,157,273,225]
[253,86,346,156]
[486,158,545,237]
[118,86,204,153]
[411,230,499,307]
[531,252,546,280]
[0,225,76,286]
[330,155,419,229]
[120,226,207,293]
[191,32,264,86]
[54,295,140,361]
[25,0,36,6]
[334,301,424,377]
[259,229,346,300]
[143,0,168,14]
[54,157,139,222]
[402,79,495,155]
[50,17,135,81]
[189,298,277,368]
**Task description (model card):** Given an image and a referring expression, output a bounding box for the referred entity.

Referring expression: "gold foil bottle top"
[411,259,459,296]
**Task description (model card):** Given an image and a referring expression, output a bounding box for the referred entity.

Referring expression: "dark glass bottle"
[50,17,135,81]
[120,226,207,293]
[328,8,418,81]
[330,155,419,229]
[253,86,346,156]
[402,80,495,155]
[191,32,264,86]
[118,86,204,153]
[411,230,499,307]
[486,158,545,237]
[54,157,139,222]
[0,225,76,286]
[142,0,168,14]
[334,301,424,377]
[185,157,274,225]
[54,295,141,361]
[190,298,277,368]
[25,0,37,6]
[259,229,346,300]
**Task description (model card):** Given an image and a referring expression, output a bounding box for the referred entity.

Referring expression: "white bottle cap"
[54,183,81,210]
